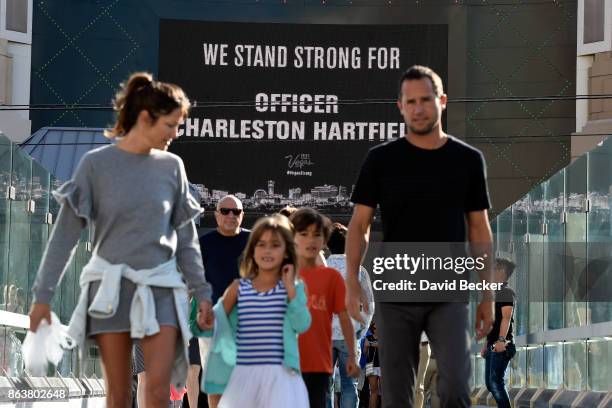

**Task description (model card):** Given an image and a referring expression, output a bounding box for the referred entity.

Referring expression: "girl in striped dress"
[217,215,311,408]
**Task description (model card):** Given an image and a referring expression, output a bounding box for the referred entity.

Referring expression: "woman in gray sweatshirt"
[28,72,213,408]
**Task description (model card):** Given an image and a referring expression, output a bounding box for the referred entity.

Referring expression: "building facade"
[0,0,32,143]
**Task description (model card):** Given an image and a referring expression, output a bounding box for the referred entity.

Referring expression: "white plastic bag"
[22,312,75,376]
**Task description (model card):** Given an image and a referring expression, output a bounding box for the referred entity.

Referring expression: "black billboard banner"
[159,20,448,215]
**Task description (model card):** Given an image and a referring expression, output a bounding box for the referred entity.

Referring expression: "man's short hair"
[496,257,516,279]
[327,222,348,255]
[397,65,444,98]
[289,208,332,243]
[216,195,243,210]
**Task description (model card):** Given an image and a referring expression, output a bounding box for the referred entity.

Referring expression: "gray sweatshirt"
[32,145,212,304]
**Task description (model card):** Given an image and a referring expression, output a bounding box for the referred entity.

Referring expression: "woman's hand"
[28,303,51,332]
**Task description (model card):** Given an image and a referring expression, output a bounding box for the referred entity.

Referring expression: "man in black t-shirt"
[482,258,516,408]
[346,65,495,408]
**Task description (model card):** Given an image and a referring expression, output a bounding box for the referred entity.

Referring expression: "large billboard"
[160,20,447,215]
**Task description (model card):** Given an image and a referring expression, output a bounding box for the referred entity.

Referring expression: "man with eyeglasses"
[196,195,250,407]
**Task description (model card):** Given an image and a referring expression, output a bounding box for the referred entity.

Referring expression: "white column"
[576,55,594,133]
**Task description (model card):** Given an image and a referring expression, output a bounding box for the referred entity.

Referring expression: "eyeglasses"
[218,208,243,216]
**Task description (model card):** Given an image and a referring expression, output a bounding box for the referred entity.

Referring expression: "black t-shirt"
[366,334,380,367]
[487,284,515,345]
[351,136,491,242]
[199,229,250,303]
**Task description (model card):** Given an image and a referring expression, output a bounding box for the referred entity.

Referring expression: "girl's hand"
[197,300,214,330]
[282,264,297,300]
[29,303,51,332]
[282,264,295,287]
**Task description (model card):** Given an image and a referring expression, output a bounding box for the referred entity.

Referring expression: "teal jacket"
[191,281,311,395]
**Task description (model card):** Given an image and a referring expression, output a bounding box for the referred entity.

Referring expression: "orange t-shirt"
[298,266,347,374]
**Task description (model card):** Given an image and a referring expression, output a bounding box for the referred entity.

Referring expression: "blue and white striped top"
[236,278,287,365]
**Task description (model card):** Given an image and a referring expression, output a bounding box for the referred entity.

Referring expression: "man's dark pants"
[484,343,516,408]
[303,372,331,408]
[377,302,472,408]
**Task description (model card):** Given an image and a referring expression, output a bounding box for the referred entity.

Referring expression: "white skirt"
[218,364,309,408]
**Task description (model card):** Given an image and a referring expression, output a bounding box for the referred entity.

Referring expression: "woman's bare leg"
[140,326,179,408]
[96,333,133,408]
[368,375,379,408]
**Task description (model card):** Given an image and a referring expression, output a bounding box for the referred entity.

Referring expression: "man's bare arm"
[498,306,513,339]
[467,209,495,340]
[346,204,375,323]
[346,205,375,278]
[492,306,514,352]
[467,209,494,286]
